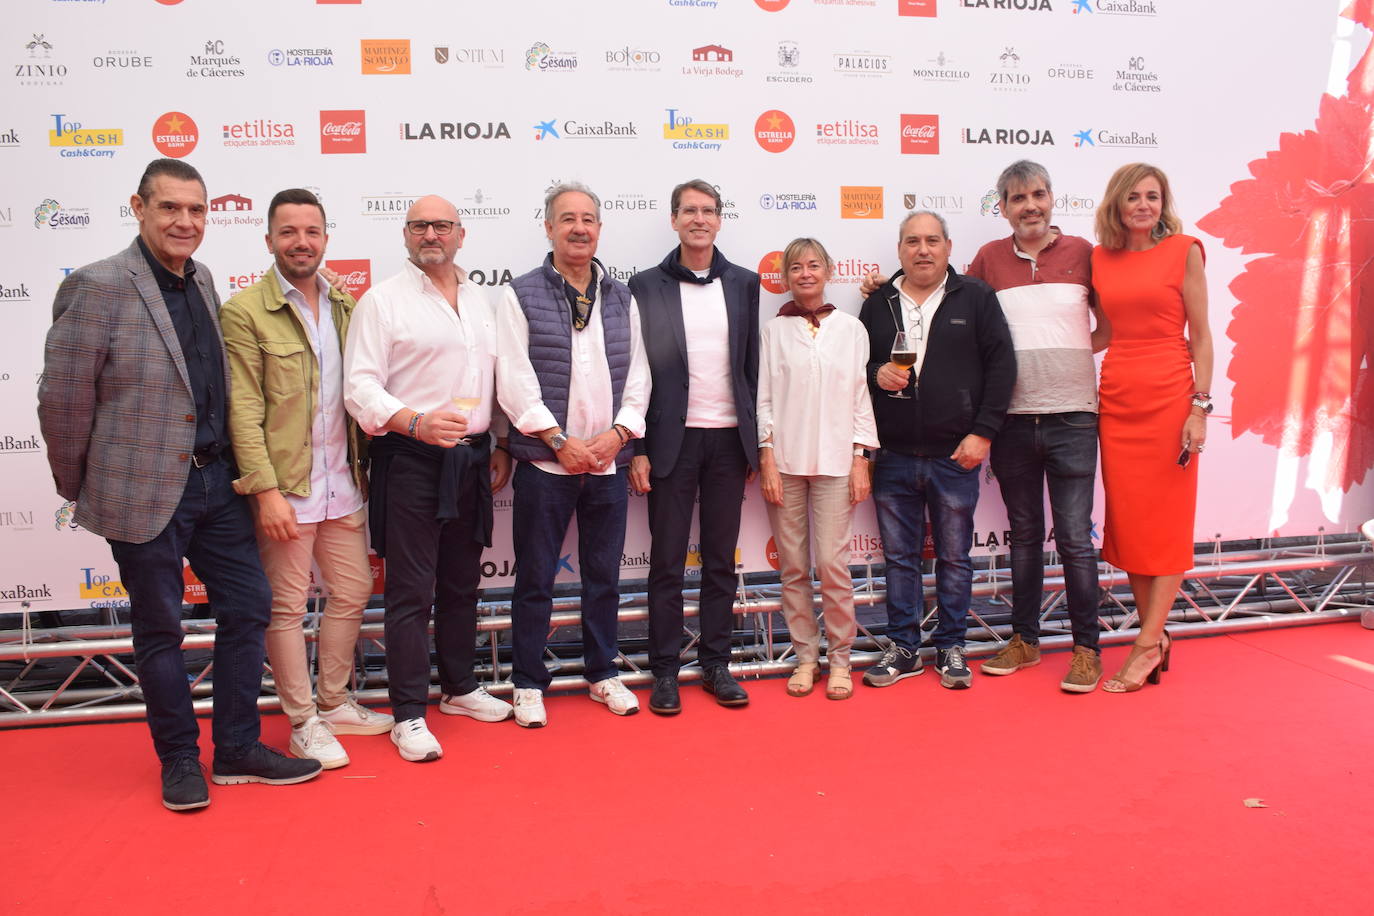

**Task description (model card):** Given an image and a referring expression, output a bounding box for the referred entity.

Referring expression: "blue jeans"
[509,463,628,691]
[107,460,272,764]
[990,413,1101,651]
[872,451,981,651]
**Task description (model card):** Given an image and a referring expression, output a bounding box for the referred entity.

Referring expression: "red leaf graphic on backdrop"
[1197,91,1374,490]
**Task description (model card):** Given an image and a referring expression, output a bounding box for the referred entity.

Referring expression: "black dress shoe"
[161,756,209,811]
[649,674,681,716]
[211,742,323,786]
[702,665,749,707]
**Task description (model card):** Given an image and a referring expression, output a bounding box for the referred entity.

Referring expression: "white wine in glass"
[889,331,917,399]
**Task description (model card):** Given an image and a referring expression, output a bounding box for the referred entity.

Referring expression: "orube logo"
[326,258,371,297]
[320,110,366,153]
[840,186,884,219]
[900,114,939,154]
[754,109,795,152]
[758,250,785,294]
[152,111,198,158]
[361,39,411,74]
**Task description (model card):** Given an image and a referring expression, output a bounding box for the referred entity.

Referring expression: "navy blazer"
[627,249,761,476]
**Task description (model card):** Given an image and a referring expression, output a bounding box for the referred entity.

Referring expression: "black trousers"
[380,449,486,721]
[646,427,749,675]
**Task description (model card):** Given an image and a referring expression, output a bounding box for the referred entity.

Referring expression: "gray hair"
[996,160,1052,204]
[544,181,601,222]
[898,209,950,241]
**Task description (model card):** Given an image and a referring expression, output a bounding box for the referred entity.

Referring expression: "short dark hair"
[136,158,206,202]
[996,160,1052,205]
[267,188,327,231]
[670,179,722,213]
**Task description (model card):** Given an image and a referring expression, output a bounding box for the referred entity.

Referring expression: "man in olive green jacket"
[220,188,393,770]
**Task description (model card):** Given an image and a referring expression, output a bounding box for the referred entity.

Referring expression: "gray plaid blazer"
[38,239,228,544]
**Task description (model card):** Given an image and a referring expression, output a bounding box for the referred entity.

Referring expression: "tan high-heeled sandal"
[825,666,852,701]
[787,661,819,697]
[1101,639,1165,693]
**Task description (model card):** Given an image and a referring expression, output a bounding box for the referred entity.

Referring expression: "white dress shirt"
[496,263,651,476]
[898,274,947,377]
[679,279,737,427]
[344,259,507,438]
[757,311,879,477]
[278,271,363,523]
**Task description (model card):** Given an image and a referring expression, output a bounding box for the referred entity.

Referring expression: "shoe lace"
[1069,651,1096,676]
[878,645,904,669]
[944,647,966,669]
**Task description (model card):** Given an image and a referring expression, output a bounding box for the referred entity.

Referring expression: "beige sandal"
[825,666,852,701]
[787,661,819,697]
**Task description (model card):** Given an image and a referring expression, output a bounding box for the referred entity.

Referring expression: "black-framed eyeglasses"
[405,219,458,236]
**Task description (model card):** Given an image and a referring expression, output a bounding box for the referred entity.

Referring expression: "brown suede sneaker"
[979,634,1041,675]
[1060,646,1102,693]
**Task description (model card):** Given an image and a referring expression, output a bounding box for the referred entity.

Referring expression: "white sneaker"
[318,697,395,736]
[390,717,442,762]
[512,688,547,728]
[439,686,514,722]
[289,715,349,770]
[588,676,640,716]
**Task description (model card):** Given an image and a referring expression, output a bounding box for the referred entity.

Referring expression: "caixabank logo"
[0,280,32,303]
[1071,0,1158,16]
[152,111,198,158]
[1072,127,1157,150]
[48,114,122,160]
[663,108,728,151]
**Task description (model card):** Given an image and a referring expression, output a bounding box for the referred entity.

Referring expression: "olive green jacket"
[220,267,368,498]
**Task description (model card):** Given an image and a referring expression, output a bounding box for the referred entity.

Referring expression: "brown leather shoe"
[979,634,1040,676]
[1060,646,1102,693]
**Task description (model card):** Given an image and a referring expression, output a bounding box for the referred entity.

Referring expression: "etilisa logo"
[48,114,122,159]
[1073,127,1157,149]
[755,110,795,153]
[401,120,511,141]
[832,51,891,77]
[759,192,817,212]
[320,110,366,154]
[1113,55,1160,92]
[989,46,1031,92]
[533,118,639,140]
[900,114,940,154]
[662,108,728,151]
[17,34,68,86]
[34,198,90,230]
[226,268,268,292]
[685,45,742,78]
[268,47,335,68]
[434,46,506,68]
[605,45,661,72]
[222,118,297,149]
[914,51,970,83]
[816,118,879,147]
[152,111,198,158]
[188,39,244,78]
[525,42,578,71]
[325,259,371,297]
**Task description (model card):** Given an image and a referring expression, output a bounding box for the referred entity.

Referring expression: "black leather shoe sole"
[649,700,682,716]
[701,681,749,707]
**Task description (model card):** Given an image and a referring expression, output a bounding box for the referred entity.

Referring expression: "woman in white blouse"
[758,238,880,701]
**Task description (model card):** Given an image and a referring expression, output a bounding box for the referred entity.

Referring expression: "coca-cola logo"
[900,113,939,154]
[319,109,366,154]
[326,258,371,297]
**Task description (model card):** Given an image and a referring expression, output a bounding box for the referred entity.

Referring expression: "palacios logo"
[361,39,411,74]
[758,250,785,294]
[840,186,884,219]
[152,111,198,158]
[754,109,795,152]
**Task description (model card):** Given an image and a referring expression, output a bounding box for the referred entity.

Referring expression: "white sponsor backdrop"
[1,0,1369,612]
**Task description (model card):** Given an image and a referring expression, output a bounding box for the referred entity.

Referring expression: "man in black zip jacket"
[857,210,1015,691]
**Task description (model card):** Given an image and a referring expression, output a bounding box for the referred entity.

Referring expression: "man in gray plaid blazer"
[37,159,321,811]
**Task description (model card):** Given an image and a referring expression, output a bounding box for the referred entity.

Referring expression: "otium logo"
[152,111,198,158]
[900,114,939,154]
[320,110,366,153]
[361,39,411,74]
[758,250,785,294]
[754,110,795,152]
[325,259,372,297]
[48,113,122,159]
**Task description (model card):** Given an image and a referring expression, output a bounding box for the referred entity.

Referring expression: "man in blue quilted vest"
[496,182,652,728]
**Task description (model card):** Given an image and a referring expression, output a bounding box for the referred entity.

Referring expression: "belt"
[191,446,221,469]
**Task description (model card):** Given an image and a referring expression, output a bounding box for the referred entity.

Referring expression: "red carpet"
[4,623,1372,915]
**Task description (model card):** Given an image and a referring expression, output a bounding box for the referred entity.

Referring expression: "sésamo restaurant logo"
[34,198,90,230]
[48,113,122,159]
[525,42,578,71]
[361,39,411,74]
[152,111,198,158]
[16,34,67,86]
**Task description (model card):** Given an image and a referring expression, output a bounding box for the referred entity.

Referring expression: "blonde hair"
[1094,162,1181,250]
[781,237,834,275]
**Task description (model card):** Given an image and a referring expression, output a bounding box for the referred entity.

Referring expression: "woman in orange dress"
[1091,163,1213,692]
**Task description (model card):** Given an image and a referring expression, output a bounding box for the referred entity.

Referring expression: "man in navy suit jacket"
[627,179,760,715]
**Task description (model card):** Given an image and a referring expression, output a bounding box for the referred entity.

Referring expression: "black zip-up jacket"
[858,266,1016,457]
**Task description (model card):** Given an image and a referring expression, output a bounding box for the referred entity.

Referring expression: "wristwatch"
[1190,393,1213,414]
[549,431,569,451]
[853,447,871,459]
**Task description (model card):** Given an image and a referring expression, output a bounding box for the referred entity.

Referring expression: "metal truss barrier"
[2,538,1371,728]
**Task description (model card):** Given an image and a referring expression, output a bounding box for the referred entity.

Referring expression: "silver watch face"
[550,433,568,450]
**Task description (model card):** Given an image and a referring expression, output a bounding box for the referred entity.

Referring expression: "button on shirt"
[344,259,507,438]
[898,274,947,378]
[277,271,364,524]
[138,237,225,451]
[496,264,650,476]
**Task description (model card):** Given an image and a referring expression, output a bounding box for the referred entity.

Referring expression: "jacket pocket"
[259,339,308,398]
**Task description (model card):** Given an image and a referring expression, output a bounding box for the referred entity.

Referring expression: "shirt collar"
[273,266,331,307]
[137,236,197,291]
[403,257,466,297]
[1010,226,1063,259]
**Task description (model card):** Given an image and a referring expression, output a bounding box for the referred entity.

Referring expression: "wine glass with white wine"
[451,365,483,435]
[889,330,917,399]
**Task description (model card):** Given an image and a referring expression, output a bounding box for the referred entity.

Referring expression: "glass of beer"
[889,331,917,399]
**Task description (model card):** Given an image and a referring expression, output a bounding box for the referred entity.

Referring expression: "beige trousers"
[764,474,858,667]
[260,507,373,725]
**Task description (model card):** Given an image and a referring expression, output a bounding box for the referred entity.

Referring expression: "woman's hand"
[1182,410,1207,454]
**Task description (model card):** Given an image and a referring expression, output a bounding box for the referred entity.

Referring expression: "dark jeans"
[990,412,1101,651]
[381,450,486,722]
[646,427,748,675]
[872,451,981,651]
[108,460,272,764]
[510,462,628,691]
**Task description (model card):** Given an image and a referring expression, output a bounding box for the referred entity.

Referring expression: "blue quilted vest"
[507,255,634,466]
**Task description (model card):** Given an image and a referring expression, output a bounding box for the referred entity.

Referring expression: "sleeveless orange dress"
[1091,234,1203,575]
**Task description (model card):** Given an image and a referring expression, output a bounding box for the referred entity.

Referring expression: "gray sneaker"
[862,644,924,687]
[936,646,972,689]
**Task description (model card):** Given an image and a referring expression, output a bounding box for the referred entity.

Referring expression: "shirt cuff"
[514,404,558,436]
